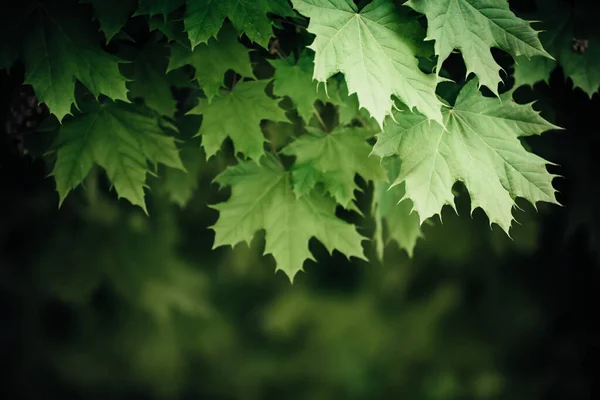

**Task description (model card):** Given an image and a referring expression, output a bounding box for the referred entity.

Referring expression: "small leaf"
[81,0,136,42]
[282,127,385,208]
[269,51,328,122]
[168,23,254,102]
[188,80,288,160]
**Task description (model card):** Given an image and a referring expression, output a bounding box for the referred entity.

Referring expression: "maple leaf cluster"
[1,0,586,281]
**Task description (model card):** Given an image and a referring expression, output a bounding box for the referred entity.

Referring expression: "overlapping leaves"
[211,155,366,281]
[291,0,442,127]
[282,127,385,209]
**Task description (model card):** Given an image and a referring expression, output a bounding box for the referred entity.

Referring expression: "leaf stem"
[271,16,307,31]
[313,104,328,132]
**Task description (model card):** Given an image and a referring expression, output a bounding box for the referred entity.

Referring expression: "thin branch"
[273,47,286,60]
[312,104,328,132]
[271,15,308,30]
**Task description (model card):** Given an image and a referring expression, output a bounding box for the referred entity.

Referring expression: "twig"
[271,15,308,30]
[312,104,328,132]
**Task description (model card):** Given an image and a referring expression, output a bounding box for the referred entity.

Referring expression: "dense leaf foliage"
[3,0,595,281]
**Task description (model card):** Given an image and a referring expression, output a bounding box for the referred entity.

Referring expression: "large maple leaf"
[407,0,551,96]
[81,0,136,42]
[188,80,288,160]
[291,0,442,128]
[211,155,366,281]
[184,0,295,49]
[124,41,177,117]
[372,80,560,233]
[167,23,254,102]
[282,127,385,209]
[23,0,128,120]
[53,100,184,212]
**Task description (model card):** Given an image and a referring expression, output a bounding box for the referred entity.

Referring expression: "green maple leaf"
[134,0,185,18]
[188,80,287,160]
[183,0,226,48]
[81,0,136,42]
[269,52,329,122]
[561,42,600,97]
[212,155,366,281]
[168,23,254,102]
[513,55,555,89]
[372,79,560,233]
[372,157,422,259]
[327,78,361,127]
[512,0,600,96]
[184,0,295,49]
[23,1,128,121]
[406,0,551,96]
[291,0,442,128]
[159,144,203,208]
[149,15,191,47]
[282,127,385,209]
[53,100,184,212]
[124,42,177,117]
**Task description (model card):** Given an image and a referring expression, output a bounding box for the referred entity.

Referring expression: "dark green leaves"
[23,1,128,120]
[53,100,184,212]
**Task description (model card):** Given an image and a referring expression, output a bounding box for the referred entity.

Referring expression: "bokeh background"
[1,1,599,399]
